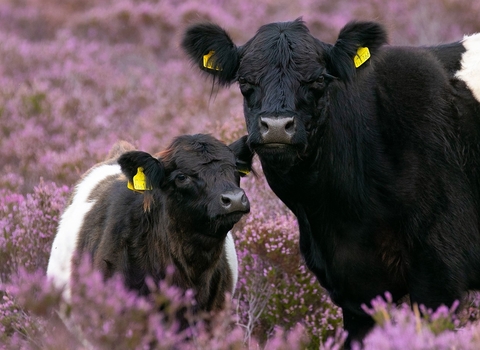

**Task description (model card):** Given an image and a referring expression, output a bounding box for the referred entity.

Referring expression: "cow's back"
[46,163,122,298]
[427,35,480,202]
[46,141,135,298]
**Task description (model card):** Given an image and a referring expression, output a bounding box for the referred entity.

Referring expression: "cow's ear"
[327,21,387,81]
[118,151,165,190]
[182,23,239,86]
[228,135,254,177]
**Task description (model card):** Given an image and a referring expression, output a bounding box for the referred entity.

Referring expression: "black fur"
[430,42,466,73]
[183,19,480,346]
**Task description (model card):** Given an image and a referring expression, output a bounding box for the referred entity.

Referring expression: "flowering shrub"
[0,181,69,283]
[1,0,480,348]
[0,260,311,349]
[354,293,480,350]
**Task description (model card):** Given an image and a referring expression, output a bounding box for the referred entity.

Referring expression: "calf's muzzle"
[220,189,250,214]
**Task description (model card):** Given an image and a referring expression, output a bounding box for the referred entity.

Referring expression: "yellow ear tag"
[354,47,371,68]
[127,167,152,192]
[203,50,222,71]
[238,169,250,176]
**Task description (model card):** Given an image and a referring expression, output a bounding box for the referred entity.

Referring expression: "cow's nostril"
[260,120,269,134]
[241,194,248,205]
[285,119,295,135]
[221,195,232,207]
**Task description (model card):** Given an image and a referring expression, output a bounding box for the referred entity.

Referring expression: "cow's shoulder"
[373,46,448,81]
[428,41,466,75]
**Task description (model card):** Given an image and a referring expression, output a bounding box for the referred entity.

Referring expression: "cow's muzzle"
[220,189,250,214]
[259,116,296,145]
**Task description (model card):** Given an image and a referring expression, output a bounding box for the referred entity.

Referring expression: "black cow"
[182,19,480,345]
[47,134,252,316]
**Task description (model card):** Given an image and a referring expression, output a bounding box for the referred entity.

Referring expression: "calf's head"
[118,134,252,237]
[182,19,387,162]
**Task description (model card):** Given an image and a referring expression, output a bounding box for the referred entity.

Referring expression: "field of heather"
[1,0,480,348]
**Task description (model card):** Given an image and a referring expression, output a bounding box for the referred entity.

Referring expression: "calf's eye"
[310,76,326,91]
[175,173,190,186]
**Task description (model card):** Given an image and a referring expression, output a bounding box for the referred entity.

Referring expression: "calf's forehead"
[167,140,238,178]
[176,156,238,179]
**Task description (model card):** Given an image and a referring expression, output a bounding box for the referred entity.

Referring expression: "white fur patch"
[46,164,121,299]
[224,231,238,294]
[455,33,480,102]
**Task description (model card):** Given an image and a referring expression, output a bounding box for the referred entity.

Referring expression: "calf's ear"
[228,135,254,177]
[182,23,239,86]
[327,21,387,82]
[118,151,165,190]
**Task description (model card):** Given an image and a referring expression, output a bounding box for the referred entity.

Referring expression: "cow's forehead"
[239,21,324,77]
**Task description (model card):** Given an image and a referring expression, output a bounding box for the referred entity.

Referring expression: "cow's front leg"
[407,247,464,314]
[342,307,375,349]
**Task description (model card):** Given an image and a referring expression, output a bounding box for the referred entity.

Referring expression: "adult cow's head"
[182,19,387,163]
[118,134,252,237]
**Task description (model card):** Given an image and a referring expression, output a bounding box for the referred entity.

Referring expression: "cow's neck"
[261,96,384,223]
[165,226,225,284]
[170,233,226,311]
[141,212,224,290]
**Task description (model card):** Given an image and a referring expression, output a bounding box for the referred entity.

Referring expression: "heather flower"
[0,180,69,283]
[356,293,480,349]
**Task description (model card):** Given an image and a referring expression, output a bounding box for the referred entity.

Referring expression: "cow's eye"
[238,77,255,96]
[310,75,326,91]
[175,173,190,186]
